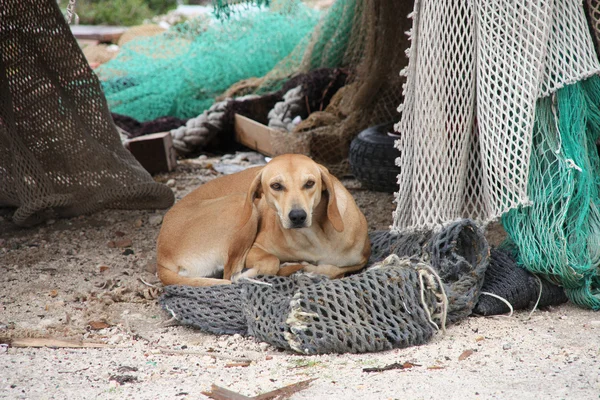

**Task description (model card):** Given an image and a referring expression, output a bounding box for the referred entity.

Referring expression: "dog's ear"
[319,165,344,232]
[239,169,263,228]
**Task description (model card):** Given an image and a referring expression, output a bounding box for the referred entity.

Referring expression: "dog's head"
[241,154,344,232]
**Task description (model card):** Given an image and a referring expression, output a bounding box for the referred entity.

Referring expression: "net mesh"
[473,248,568,316]
[394,0,600,230]
[97,3,319,122]
[281,0,411,176]
[0,0,174,226]
[395,0,600,309]
[101,0,412,176]
[162,260,444,354]
[502,77,600,309]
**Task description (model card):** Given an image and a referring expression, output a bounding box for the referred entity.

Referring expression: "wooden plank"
[70,25,126,42]
[8,338,111,348]
[234,114,275,157]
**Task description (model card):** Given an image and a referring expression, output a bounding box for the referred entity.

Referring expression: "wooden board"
[234,114,275,157]
[7,338,111,348]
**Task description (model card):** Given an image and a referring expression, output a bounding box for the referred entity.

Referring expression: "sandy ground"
[1,155,599,399]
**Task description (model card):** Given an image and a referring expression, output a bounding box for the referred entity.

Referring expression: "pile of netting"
[394,0,600,309]
[502,77,600,309]
[474,246,568,316]
[97,2,320,122]
[0,0,174,227]
[161,220,489,354]
[239,0,413,176]
[99,0,412,176]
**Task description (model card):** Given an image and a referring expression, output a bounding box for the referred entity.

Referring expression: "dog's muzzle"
[288,209,307,228]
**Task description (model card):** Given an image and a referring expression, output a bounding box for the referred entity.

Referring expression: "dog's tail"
[157,264,231,287]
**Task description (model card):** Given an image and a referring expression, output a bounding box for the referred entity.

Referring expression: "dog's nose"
[289,209,307,226]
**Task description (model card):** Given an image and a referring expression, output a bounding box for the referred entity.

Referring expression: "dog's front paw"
[300,263,323,274]
[231,267,259,283]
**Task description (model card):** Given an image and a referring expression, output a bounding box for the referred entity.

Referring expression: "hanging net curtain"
[395,0,600,308]
[0,0,174,226]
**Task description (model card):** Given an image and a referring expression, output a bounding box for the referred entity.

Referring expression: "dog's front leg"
[231,245,280,281]
[301,263,366,279]
[278,262,314,277]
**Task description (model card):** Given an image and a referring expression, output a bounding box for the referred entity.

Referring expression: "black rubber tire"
[349,122,401,193]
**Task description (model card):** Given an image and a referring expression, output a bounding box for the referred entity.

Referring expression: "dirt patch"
[0,158,598,399]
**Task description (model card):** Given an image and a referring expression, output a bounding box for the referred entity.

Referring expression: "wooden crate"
[126,132,177,174]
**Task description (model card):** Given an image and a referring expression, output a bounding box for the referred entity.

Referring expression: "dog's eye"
[304,180,315,189]
[270,183,283,191]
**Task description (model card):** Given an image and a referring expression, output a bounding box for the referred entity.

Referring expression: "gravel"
[1,157,598,399]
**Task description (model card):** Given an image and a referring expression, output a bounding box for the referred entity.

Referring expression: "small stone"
[45,219,56,225]
[114,238,133,248]
[148,215,163,226]
[49,290,58,298]
[115,231,126,237]
[134,219,143,228]
[122,249,134,256]
[72,292,87,302]
[89,320,110,330]
[176,186,186,191]
[502,343,512,350]
[108,334,125,345]
[232,334,242,341]
[201,356,216,364]
[166,179,176,187]
[145,261,157,274]
[259,342,270,352]
[99,265,110,273]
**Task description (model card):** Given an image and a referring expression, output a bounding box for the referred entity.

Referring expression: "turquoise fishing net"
[503,75,600,310]
[97,2,319,121]
[239,0,363,95]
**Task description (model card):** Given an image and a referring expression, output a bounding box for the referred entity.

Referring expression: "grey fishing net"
[162,258,445,354]
[0,0,174,226]
[160,219,489,354]
[474,248,568,316]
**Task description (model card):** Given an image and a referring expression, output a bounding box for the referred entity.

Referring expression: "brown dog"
[156,154,371,286]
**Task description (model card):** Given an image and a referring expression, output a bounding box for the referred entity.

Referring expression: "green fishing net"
[503,75,600,310]
[97,2,319,122]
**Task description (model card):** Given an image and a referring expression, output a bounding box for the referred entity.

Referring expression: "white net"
[587,0,600,49]
[393,0,600,232]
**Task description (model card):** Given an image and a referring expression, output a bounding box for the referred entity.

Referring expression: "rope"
[169,96,258,154]
[267,85,304,131]
[479,292,514,317]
